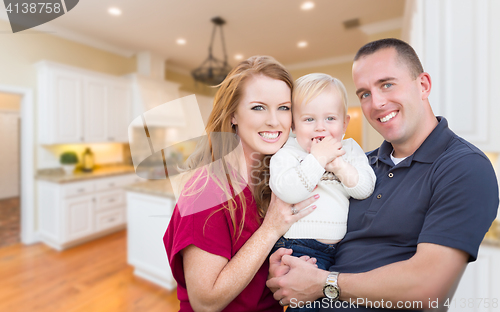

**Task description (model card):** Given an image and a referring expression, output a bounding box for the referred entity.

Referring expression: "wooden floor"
[0,197,20,248]
[0,230,180,312]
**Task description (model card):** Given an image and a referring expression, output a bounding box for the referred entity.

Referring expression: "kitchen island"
[124,180,177,290]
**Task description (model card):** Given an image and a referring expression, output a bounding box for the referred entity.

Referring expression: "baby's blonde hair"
[293,73,348,115]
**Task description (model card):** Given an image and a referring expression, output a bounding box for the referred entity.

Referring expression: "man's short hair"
[354,38,424,79]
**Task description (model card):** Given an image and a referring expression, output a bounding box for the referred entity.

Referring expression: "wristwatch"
[323,271,340,300]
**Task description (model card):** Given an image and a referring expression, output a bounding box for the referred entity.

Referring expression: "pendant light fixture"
[191,16,232,86]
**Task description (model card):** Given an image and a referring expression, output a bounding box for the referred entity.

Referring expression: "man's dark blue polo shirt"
[321,117,499,311]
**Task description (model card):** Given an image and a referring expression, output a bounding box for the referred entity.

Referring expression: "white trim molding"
[359,17,403,35]
[0,84,38,244]
[285,54,356,71]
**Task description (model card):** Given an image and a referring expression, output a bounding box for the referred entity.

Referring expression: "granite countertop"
[124,179,176,199]
[36,165,135,183]
[482,237,500,248]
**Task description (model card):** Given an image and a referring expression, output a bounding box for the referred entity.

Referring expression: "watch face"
[325,285,339,300]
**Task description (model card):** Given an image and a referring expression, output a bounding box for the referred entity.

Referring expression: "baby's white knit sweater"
[269,137,376,241]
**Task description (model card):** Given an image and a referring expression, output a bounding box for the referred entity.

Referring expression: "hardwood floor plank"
[0,230,180,312]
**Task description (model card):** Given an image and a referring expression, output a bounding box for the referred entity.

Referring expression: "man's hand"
[268,248,318,293]
[268,248,292,288]
[266,254,329,305]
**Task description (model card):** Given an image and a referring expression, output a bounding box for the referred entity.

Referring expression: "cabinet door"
[52,69,84,143]
[64,195,94,241]
[107,84,132,142]
[406,0,500,151]
[84,78,108,143]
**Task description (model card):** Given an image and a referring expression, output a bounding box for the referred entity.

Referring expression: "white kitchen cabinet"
[126,191,176,290]
[37,63,84,144]
[37,173,144,250]
[83,76,132,143]
[449,244,500,312]
[84,77,108,143]
[107,83,132,142]
[404,0,500,152]
[64,194,94,241]
[37,61,132,144]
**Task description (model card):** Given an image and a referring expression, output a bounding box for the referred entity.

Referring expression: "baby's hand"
[325,153,346,173]
[310,137,344,168]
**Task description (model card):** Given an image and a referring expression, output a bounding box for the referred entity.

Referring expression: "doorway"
[0,93,21,247]
[0,85,36,246]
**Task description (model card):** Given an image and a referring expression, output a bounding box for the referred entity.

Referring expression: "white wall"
[0,109,20,199]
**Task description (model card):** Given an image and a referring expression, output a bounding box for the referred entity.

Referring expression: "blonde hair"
[293,73,348,115]
[181,55,293,240]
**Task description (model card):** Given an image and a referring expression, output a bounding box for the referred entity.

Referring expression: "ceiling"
[5,0,406,71]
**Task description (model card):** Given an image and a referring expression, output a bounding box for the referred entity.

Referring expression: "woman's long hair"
[180,55,294,240]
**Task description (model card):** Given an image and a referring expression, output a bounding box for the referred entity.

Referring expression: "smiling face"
[353,47,430,148]
[292,87,349,152]
[231,74,292,160]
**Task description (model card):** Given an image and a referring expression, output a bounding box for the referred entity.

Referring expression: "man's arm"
[339,243,467,306]
[267,242,468,309]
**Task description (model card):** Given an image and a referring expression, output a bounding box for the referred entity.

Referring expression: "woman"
[164,56,319,312]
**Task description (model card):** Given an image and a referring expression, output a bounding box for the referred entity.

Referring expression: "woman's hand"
[261,193,318,239]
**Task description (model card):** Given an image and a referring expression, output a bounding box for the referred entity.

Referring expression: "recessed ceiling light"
[235,54,244,60]
[301,1,315,10]
[108,7,122,16]
[176,38,186,45]
[298,41,308,48]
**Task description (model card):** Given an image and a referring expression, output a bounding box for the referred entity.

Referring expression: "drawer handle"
[109,183,115,187]
[77,188,85,192]
[108,218,116,222]
[108,199,115,203]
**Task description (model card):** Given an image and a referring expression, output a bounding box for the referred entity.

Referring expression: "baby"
[269,73,376,311]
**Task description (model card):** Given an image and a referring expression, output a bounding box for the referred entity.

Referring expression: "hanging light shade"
[191,17,232,86]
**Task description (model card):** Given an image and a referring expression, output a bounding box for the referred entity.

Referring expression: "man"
[267,38,499,311]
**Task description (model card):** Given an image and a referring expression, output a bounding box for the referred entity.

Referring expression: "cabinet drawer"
[95,208,124,232]
[95,174,142,191]
[95,178,121,191]
[95,190,124,211]
[63,181,95,198]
